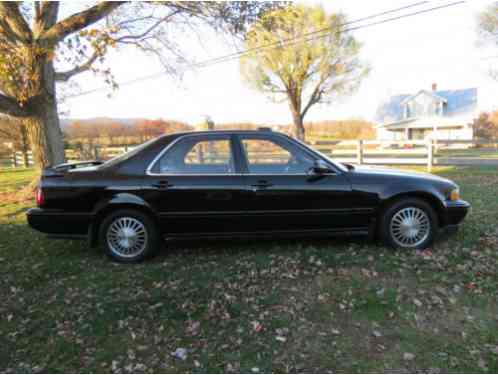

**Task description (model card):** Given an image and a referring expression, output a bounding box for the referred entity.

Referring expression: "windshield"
[100,137,159,169]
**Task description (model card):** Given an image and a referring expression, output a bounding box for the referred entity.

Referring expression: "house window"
[405,103,412,118]
[437,102,444,116]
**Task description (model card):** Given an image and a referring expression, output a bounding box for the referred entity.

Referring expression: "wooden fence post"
[11,151,17,168]
[357,140,363,165]
[427,139,433,172]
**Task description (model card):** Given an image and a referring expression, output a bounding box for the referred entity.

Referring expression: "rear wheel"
[380,198,438,250]
[99,209,160,262]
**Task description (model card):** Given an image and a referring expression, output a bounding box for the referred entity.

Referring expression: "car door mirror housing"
[312,160,333,175]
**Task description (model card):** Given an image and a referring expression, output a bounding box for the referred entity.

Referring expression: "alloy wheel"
[389,206,431,248]
[106,217,148,258]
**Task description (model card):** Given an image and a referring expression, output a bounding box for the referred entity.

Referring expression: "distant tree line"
[204,120,376,140]
[61,118,377,148]
[64,119,193,147]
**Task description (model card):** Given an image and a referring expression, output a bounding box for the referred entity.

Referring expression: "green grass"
[0,167,36,193]
[436,148,498,159]
[1,166,498,373]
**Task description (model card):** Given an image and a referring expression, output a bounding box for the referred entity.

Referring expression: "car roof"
[157,129,284,140]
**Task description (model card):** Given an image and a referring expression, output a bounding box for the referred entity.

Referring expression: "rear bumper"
[442,200,471,226]
[26,208,93,237]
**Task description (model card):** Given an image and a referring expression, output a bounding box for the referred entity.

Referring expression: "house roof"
[400,89,448,105]
[375,88,477,124]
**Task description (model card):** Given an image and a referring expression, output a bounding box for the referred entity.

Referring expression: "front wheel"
[380,198,438,250]
[99,209,160,262]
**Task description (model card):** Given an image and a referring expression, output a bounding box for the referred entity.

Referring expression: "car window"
[241,137,315,174]
[101,137,159,169]
[155,137,234,174]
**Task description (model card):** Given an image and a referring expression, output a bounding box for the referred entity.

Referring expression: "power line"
[66,1,431,99]
[66,0,466,100]
[196,0,466,68]
[208,0,468,69]
[193,1,431,68]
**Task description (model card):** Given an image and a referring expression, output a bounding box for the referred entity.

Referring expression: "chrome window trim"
[146,132,340,177]
[146,173,337,177]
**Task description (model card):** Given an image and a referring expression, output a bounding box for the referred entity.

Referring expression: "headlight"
[449,188,460,201]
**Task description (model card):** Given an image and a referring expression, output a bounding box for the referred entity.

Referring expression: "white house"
[375,84,477,141]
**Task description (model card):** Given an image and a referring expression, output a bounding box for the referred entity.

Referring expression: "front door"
[235,134,358,233]
[142,134,246,235]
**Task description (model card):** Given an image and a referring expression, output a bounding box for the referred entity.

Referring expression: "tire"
[99,209,160,263]
[380,197,438,251]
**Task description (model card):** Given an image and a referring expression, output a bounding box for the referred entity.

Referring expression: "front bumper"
[442,199,471,226]
[26,208,92,237]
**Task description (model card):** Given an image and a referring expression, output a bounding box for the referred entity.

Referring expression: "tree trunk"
[291,109,305,141]
[24,58,65,169]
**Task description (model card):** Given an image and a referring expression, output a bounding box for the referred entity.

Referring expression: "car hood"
[350,165,455,186]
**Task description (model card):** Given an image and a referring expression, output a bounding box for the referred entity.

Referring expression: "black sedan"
[27,129,470,262]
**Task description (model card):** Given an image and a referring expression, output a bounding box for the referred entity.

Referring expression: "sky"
[63,0,498,125]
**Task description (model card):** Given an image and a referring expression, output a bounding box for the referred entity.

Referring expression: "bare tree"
[0,2,282,169]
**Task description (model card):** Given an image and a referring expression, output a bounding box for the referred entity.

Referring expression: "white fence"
[310,139,498,171]
[9,151,34,168]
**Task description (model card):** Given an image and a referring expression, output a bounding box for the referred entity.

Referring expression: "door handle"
[251,180,273,189]
[152,180,173,189]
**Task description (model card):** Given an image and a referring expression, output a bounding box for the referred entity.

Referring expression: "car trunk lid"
[42,160,103,177]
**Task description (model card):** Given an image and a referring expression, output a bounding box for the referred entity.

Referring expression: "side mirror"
[311,159,332,175]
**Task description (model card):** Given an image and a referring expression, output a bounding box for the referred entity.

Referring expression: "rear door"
[143,134,246,235]
[235,134,363,233]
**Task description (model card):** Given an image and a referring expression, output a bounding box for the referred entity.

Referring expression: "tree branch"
[55,50,100,81]
[33,2,59,35]
[42,2,125,44]
[0,19,20,44]
[113,10,180,44]
[0,93,31,118]
[34,2,41,21]
[301,75,328,119]
[0,3,32,42]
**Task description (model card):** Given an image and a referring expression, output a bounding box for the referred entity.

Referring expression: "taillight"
[35,187,44,207]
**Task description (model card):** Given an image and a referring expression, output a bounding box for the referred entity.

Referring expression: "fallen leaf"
[372,330,382,337]
[186,320,200,336]
[404,352,416,361]
[251,321,263,332]
[171,348,188,361]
